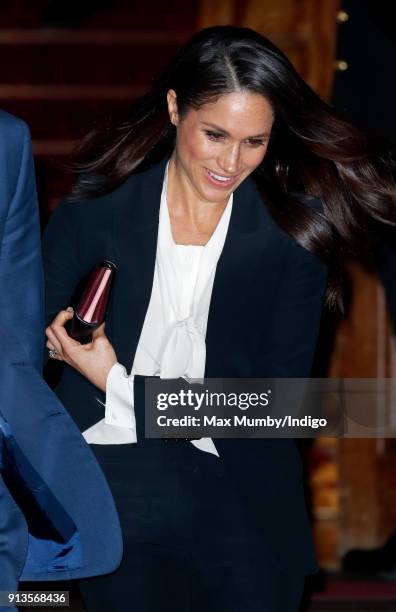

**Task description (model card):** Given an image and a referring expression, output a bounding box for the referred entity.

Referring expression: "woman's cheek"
[193,136,218,160]
[248,145,268,170]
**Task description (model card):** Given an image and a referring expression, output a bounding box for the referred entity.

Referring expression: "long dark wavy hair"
[71,26,395,310]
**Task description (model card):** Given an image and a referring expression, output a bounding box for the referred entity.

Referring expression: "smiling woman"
[42,25,395,612]
[167,90,273,194]
[166,90,274,244]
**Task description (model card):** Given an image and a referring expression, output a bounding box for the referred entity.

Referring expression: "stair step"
[1,99,133,139]
[33,140,75,156]
[0,84,144,100]
[0,28,190,44]
[0,37,186,84]
[0,1,198,29]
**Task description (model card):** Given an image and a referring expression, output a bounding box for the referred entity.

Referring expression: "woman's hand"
[46,307,117,393]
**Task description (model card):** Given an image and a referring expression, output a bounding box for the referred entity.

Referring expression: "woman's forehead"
[195,91,274,135]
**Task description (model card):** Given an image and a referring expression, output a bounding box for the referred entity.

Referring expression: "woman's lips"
[204,167,240,189]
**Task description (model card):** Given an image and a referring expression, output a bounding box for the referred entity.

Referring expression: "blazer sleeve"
[42,201,83,329]
[260,237,328,378]
[0,117,43,372]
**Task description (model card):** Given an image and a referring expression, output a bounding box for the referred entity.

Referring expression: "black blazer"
[42,156,327,577]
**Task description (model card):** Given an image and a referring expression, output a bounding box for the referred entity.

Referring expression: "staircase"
[0,0,198,217]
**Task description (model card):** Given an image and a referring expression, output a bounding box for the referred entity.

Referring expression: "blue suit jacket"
[0,111,122,590]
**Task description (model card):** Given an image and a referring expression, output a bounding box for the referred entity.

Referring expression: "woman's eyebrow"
[201,121,270,138]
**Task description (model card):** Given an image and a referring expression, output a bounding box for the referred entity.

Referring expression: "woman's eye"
[246,139,266,148]
[204,130,224,141]
[204,131,266,147]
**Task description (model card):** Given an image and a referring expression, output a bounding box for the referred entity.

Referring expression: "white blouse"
[82,163,233,456]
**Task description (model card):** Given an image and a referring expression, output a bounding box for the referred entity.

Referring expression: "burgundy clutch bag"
[68,260,117,343]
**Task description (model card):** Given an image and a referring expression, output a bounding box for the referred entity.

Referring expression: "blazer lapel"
[205,177,276,376]
[111,158,168,371]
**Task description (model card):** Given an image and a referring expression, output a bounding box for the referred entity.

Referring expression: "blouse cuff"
[104,362,137,436]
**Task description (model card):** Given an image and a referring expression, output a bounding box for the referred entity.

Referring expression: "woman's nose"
[218,145,241,175]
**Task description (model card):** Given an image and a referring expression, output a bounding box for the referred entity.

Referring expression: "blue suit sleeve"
[0,119,43,372]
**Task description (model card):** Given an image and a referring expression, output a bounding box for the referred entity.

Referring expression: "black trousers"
[78,438,304,612]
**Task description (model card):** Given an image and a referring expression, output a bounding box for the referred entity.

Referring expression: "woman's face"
[167,89,274,203]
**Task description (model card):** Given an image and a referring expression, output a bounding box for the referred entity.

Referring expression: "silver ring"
[49,349,58,359]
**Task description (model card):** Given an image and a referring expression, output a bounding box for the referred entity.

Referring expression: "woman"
[43,26,395,611]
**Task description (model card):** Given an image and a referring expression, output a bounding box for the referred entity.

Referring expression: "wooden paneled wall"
[199,0,340,99]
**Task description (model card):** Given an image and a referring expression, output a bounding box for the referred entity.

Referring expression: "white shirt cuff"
[104,362,137,432]
[82,363,137,445]
[82,419,137,445]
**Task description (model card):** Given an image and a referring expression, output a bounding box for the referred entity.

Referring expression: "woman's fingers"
[51,324,81,360]
[46,311,117,391]
[52,308,74,328]
[45,326,63,359]
[46,307,75,360]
